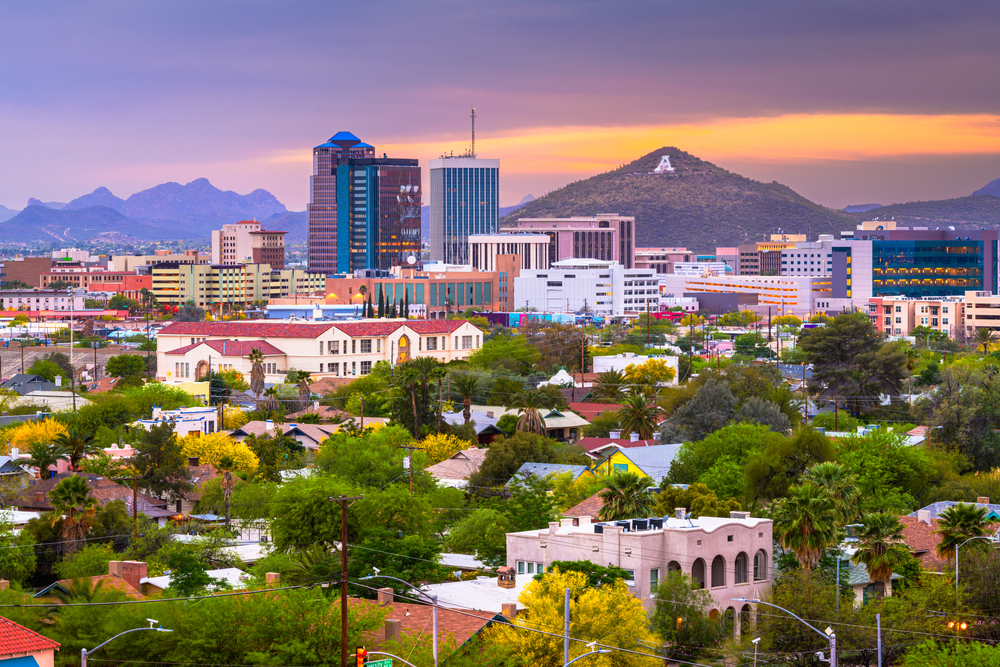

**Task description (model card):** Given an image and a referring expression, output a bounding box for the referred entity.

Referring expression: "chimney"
[548,521,559,534]
[609,430,621,439]
[501,603,518,619]
[384,619,402,644]
[917,510,932,525]
[108,561,123,578]
[188,457,199,467]
[120,561,148,591]
[33,491,44,505]
[313,400,319,410]
[630,433,639,442]
[486,411,494,418]
[265,419,274,433]
[675,507,686,520]
[265,572,280,586]
[978,497,991,505]
[9,448,16,459]
[377,587,394,605]
[0,580,8,591]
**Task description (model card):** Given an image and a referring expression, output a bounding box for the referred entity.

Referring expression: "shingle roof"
[0,614,60,655]
[593,444,684,482]
[899,516,948,570]
[513,463,589,480]
[579,437,665,454]
[159,322,335,339]
[15,473,172,517]
[564,491,604,518]
[426,449,488,481]
[164,339,285,356]
[908,501,1000,521]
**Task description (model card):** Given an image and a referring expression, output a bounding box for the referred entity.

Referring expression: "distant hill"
[265,211,307,242]
[843,203,883,213]
[0,205,19,223]
[64,186,126,214]
[499,148,857,252]
[0,179,291,246]
[859,195,1000,228]
[973,178,1000,198]
[27,198,66,209]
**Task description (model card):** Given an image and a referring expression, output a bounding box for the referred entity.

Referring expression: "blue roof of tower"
[355,142,374,149]
[329,131,361,143]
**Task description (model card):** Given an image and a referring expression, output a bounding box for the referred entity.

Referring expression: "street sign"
[367,660,392,667]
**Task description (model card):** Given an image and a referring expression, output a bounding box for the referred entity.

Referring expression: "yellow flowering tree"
[222,406,249,430]
[487,569,660,667]
[624,359,677,387]
[181,433,258,474]
[420,433,470,465]
[4,419,68,455]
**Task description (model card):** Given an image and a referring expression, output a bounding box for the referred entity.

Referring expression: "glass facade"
[431,160,499,264]
[872,239,985,297]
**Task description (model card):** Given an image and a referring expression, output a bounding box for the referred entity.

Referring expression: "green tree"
[131,422,192,501]
[661,379,738,442]
[244,432,305,482]
[540,561,631,587]
[650,571,727,659]
[108,294,140,311]
[653,482,741,518]
[580,410,620,437]
[736,396,791,433]
[851,512,913,595]
[597,472,655,521]
[451,374,479,425]
[934,503,991,561]
[802,461,860,524]
[445,508,511,568]
[489,377,524,405]
[165,549,229,596]
[248,347,265,402]
[54,542,117,579]
[617,392,661,439]
[901,641,1000,667]
[0,520,37,585]
[54,425,99,471]
[745,427,833,504]
[28,352,73,383]
[269,476,356,552]
[23,441,67,479]
[392,357,445,437]
[972,327,1000,354]
[313,425,419,489]
[104,354,146,378]
[834,429,933,516]
[468,432,559,488]
[174,303,206,322]
[774,482,838,570]
[509,387,553,436]
[592,369,627,403]
[48,475,99,555]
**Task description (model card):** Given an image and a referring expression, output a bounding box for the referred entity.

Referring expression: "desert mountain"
[64,186,127,213]
[857,196,1000,229]
[973,177,1000,198]
[499,148,856,252]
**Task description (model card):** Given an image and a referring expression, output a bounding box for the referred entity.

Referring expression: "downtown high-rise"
[429,156,500,265]
[308,132,421,274]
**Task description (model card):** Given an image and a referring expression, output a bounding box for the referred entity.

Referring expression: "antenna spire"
[471,105,476,158]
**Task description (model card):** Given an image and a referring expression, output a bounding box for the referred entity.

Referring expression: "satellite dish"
[406,255,417,265]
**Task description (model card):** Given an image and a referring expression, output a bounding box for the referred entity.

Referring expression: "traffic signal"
[355,646,368,666]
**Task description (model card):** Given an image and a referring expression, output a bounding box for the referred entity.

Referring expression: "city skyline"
[2,1,1000,213]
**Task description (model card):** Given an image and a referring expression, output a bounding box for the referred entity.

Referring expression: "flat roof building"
[502,215,635,269]
[430,157,500,264]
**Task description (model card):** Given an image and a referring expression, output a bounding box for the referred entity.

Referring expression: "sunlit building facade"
[308,132,421,274]
[429,157,500,265]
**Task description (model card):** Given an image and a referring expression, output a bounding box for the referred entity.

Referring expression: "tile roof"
[164,339,285,356]
[0,614,60,655]
[564,491,604,518]
[898,516,948,570]
[908,501,1000,521]
[426,449,488,481]
[159,321,336,339]
[331,320,475,337]
[354,597,503,649]
[568,402,622,418]
[15,473,172,517]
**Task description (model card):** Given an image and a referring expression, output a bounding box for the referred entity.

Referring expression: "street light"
[734,597,836,666]
[751,637,761,667]
[563,641,612,666]
[955,535,995,603]
[81,620,173,667]
[361,572,439,667]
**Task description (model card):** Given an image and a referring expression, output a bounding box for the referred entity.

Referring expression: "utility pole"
[834,385,839,431]
[329,495,362,667]
[360,397,364,431]
[437,379,442,434]
[399,445,425,494]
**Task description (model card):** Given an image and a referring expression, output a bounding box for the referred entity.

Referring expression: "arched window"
[667,561,681,574]
[735,552,749,585]
[708,609,720,621]
[740,604,752,636]
[725,607,736,638]
[711,555,726,588]
[692,558,706,589]
[753,549,768,581]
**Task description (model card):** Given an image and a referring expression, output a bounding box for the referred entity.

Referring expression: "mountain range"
[0,179,290,245]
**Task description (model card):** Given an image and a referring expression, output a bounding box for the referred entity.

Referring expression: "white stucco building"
[513,259,658,316]
[156,319,484,383]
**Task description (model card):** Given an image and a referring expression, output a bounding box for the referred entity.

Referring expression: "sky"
[3,0,1000,212]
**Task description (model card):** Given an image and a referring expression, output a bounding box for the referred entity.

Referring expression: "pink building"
[503,215,635,268]
[505,510,772,635]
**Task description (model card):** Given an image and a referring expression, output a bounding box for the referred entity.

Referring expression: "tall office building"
[429,156,500,264]
[308,132,421,274]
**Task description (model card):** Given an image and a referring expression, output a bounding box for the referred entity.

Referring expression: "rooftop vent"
[609,430,621,439]
[630,433,639,442]
[675,507,686,520]
[729,511,751,520]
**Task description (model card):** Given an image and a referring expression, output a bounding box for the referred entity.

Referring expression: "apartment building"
[503,215,635,268]
[156,319,484,383]
[964,291,1000,338]
[514,258,658,316]
[868,296,965,338]
[0,289,86,311]
[506,510,772,633]
[38,270,152,298]
[151,263,326,307]
[211,220,287,269]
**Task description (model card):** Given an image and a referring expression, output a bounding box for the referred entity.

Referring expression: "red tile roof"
[0,614,60,655]
[331,320,475,337]
[159,322,336,338]
[15,474,173,517]
[164,339,285,356]
[899,515,1000,571]
[406,320,478,334]
[352,598,500,649]
[569,402,622,419]
[564,491,604,518]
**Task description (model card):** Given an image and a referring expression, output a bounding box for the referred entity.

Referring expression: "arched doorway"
[711,555,726,588]
[692,558,706,589]
[397,335,411,363]
[740,604,752,636]
[195,360,209,380]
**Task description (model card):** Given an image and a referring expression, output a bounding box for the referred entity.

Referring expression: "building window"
[650,568,659,589]
[377,339,381,353]
[462,335,473,349]
[360,361,372,375]
[329,340,339,354]
[352,340,356,354]
[330,362,340,376]
[427,337,438,351]
[753,550,768,581]
[624,569,636,587]
[735,552,749,584]
[360,339,372,354]
[319,342,324,355]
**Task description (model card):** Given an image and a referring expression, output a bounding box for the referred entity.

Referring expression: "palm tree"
[509,388,552,436]
[593,370,626,403]
[24,442,67,479]
[935,503,991,561]
[597,472,655,521]
[973,328,1000,354]
[248,347,265,403]
[775,482,838,570]
[803,461,860,524]
[53,426,99,471]
[218,455,236,531]
[452,375,479,425]
[48,475,98,555]
[617,392,661,440]
[296,371,312,412]
[397,357,447,436]
[851,511,911,596]
[261,387,281,413]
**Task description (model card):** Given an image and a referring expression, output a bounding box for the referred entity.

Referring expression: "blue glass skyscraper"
[429,157,500,264]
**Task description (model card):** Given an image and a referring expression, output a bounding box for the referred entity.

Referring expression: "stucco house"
[0,614,60,667]
[156,320,484,384]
